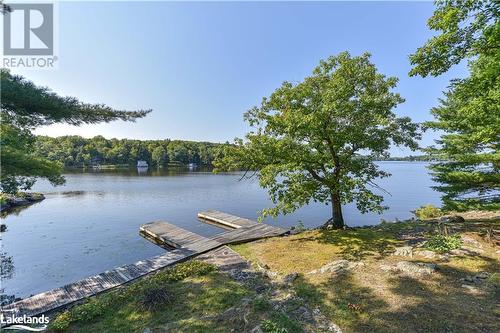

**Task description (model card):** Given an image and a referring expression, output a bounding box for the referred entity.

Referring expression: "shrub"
[49,311,72,331]
[71,297,109,322]
[49,261,216,330]
[152,260,216,283]
[0,194,8,206]
[262,319,288,333]
[137,283,172,311]
[425,235,462,253]
[252,297,271,312]
[49,296,112,331]
[414,204,443,219]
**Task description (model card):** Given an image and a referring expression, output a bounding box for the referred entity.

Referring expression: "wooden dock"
[3,210,287,320]
[198,210,258,228]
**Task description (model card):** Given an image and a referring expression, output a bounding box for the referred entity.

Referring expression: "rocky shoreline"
[0,192,45,213]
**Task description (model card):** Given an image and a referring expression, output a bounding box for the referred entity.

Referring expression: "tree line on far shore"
[1,1,497,224]
[34,136,228,168]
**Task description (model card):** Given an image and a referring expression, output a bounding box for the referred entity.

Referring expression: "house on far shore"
[137,160,148,168]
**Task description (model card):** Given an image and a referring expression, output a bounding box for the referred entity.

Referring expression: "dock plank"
[198,210,258,228]
[140,221,208,248]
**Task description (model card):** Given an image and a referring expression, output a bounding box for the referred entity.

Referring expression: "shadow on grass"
[291,228,400,260]
[49,272,255,333]
[291,256,499,333]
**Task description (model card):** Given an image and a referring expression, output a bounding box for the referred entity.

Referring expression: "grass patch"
[48,261,248,332]
[47,259,303,333]
[233,227,400,274]
[261,319,289,333]
[233,217,500,333]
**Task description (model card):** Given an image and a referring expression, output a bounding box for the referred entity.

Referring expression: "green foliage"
[0,123,64,193]
[215,52,420,227]
[49,261,217,331]
[50,311,72,331]
[425,234,462,253]
[425,52,500,211]
[50,297,113,331]
[1,69,150,128]
[262,319,289,333]
[411,1,500,211]
[252,297,272,312]
[409,0,499,77]
[149,260,216,283]
[34,135,228,168]
[414,204,443,219]
[0,69,150,193]
[71,297,111,322]
[0,194,7,206]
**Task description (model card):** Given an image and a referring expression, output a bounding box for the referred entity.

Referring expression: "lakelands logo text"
[2,2,58,69]
[1,309,49,331]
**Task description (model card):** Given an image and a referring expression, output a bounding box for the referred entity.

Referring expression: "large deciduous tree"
[0,69,151,193]
[215,52,420,228]
[410,0,499,210]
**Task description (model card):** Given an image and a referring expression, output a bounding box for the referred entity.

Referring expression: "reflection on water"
[0,162,441,300]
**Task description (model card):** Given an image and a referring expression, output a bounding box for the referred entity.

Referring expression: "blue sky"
[13,1,467,156]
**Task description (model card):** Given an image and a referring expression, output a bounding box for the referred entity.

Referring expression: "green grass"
[46,216,499,333]
[47,260,301,333]
[233,218,500,333]
[48,261,249,332]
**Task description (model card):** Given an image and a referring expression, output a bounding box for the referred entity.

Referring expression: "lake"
[0,161,441,301]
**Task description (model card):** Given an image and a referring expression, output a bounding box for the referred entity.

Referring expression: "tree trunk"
[324,192,345,229]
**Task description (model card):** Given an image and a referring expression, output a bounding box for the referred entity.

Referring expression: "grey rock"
[380,264,394,272]
[250,325,264,333]
[461,245,484,254]
[393,246,413,257]
[461,235,483,248]
[461,284,480,294]
[440,215,465,223]
[282,272,299,284]
[307,260,364,275]
[326,323,343,333]
[293,305,314,322]
[415,249,448,260]
[449,249,468,256]
[395,261,436,275]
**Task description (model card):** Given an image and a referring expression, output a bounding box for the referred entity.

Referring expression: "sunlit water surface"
[1,162,440,299]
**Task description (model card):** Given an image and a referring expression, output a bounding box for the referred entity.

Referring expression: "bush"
[0,194,8,206]
[137,283,172,311]
[151,260,216,283]
[49,260,216,331]
[262,319,288,333]
[414,204,443,219]
[49,311,72,331]
[425,235,462,253]
[49,295,112,331]
[71,297,109,322]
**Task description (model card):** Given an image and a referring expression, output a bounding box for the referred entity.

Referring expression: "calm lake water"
[1,162,441,300]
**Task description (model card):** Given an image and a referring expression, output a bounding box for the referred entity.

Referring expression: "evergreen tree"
[0,69,151,193]
[410,0,499,210]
